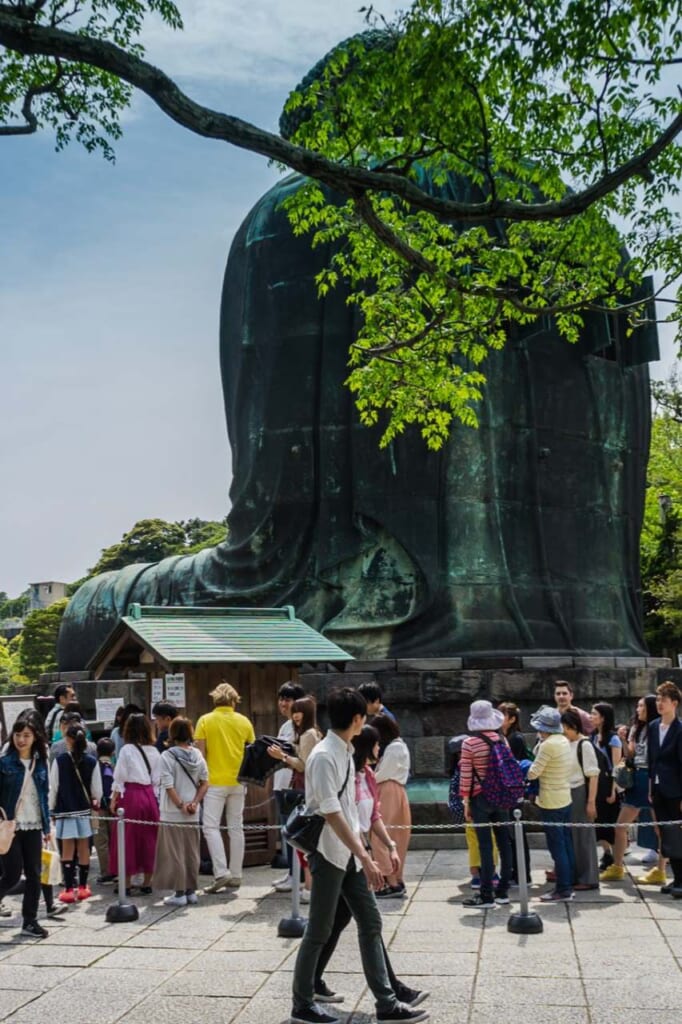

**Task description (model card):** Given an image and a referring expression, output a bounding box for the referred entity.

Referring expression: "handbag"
[0,809,16,856]
[614,760,635,791]
[0,758,35,855]
[41,838,62,886]
[283,757,351,855]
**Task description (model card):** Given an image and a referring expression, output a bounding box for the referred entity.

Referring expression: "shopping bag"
[41,845,62,886]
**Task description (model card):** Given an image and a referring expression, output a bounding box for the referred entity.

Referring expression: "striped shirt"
[459,733,500,798]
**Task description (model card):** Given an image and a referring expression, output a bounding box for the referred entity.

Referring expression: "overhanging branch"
[1,5,681,224]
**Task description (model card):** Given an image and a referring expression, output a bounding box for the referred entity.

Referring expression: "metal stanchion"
[277,843,306,938]
[507,808,543,934]
[106,809,139,923]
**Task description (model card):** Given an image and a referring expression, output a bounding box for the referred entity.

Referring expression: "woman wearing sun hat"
[527,705,575,902]
[459,700,513,910]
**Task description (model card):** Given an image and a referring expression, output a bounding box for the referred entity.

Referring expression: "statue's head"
[279,30,396,141]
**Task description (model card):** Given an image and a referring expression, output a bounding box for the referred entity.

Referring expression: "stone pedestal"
[300,657,678,779]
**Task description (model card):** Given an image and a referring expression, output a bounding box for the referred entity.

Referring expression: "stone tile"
[587,977,682,1010]
[389,952,478,976]
[0,991,43,1017]
[389,932,480,953]
[212,933,301,953]
[478,950,580,978]
[473,977,586,1006]
[119,995,247,1024]
[164,972,271,998]
[0,964,80,990]
[91,946,197,971]
[184,949,293,973]
[470,1004,589,1024]
[577,953,670,977]
[3,990,144,1024]
[6,945,105,967]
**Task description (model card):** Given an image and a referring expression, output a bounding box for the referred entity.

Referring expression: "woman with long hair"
[313,725,426,1009]
[590,701,622,871]
[498,701,529,761]
[153,717,209,906]
[0,713,51,938]
[371,713,411,898]
[110,713,161,895]
[268,696,322,900]
[600,694,667,884]
[49,723,103,903]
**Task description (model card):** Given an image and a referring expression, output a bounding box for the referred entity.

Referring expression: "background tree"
[0,1,680,445]
[0,590,29,620]
[18,597,68,682]
[88,516,227,575]
[641,371,682,653]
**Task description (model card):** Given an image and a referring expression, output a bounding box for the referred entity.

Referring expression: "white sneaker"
[640,849,659,865]
[163,894,188,907]
[185,892,198,905]
[0,902,12,918]
[299,889,311,903]
[274,877,293,892]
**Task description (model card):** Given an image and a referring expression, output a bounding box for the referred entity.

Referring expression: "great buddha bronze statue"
[57,38,659,671]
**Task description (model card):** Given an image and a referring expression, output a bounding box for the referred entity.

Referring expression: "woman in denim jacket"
[0,712,51,938]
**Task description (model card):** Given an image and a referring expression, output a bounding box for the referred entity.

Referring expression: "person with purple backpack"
[459,701,518,909]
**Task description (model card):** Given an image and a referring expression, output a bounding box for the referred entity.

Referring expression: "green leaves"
[280,0,682,445]
[0,0,181,156]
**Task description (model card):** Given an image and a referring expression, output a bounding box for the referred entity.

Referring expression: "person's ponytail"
[66,724,87,763]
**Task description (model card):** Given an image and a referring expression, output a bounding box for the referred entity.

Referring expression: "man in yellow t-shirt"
[195,682,255,893]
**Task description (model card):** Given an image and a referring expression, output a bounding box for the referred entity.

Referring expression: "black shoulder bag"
[283,756,351,855]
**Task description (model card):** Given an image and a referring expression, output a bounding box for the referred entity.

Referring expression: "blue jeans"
[469,795,513,898]
[542,804,575,894]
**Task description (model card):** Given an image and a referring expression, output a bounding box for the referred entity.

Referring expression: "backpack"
[447,765,465,824]
[471,735,525,809]
[577,738,612,804]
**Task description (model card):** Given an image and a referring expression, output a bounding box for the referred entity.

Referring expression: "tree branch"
[1,5,681,224]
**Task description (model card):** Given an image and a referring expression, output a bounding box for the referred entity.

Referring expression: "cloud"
[140,0,402,87]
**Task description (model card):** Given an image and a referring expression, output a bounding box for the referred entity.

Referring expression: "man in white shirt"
[272,681,305,891]
[290,688,427,1024]
[44,684,76,743]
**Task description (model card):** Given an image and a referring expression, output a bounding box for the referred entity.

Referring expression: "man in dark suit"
[648,681,682,898]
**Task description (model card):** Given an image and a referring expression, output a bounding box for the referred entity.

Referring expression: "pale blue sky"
[0,1,676,598]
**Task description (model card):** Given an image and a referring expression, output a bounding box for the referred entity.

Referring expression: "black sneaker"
[394,986,429,1008]
[462,894,495,909]
[376,1003,430,1023]
[21,921,48,939]
[494,891,511,905]
[46,904,68,919]
[314,981,344,1004]
[290,1005,340,1024]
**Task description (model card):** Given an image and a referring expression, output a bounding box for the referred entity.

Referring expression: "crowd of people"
[452,680,682,910]
[0,672,680,1024]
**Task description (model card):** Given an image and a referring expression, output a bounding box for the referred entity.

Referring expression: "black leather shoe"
[661,884,673,894]
[671,885,682,899]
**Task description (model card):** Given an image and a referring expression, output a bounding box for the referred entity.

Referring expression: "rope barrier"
[94,814,682,831]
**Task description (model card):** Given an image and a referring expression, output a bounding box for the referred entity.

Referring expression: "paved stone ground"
[0,846,680,1024]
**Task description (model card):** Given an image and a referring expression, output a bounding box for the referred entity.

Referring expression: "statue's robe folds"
[58,172,658,670]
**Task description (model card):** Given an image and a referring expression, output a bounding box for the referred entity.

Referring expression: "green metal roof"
[87,604,353,670]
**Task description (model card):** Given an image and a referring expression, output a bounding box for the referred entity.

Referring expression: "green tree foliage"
[0,1,680,445]
[0,0,182,160]
[0,636,11,690]
[18,597,68,682]
[0,589,29,620]
[88,516,227,575]
[642,373,682,651]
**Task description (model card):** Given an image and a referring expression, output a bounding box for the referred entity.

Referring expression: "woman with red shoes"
[49,724,102,903]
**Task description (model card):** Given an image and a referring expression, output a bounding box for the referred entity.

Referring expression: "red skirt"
[109,783,159,877]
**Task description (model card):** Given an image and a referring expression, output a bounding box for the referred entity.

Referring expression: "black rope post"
[507,808,543,934]
[277,841,306,938]
[106,809,139,923]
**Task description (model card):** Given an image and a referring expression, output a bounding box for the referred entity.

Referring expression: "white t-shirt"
[15,759,42,831]
[273,718,295,792]
[569,738,599,789]
[112,744,161,796]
